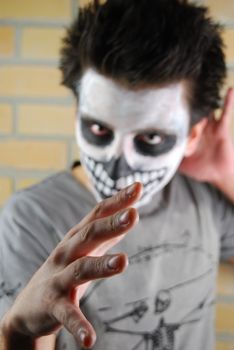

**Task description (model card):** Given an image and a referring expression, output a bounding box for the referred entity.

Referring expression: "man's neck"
[71,165,93,192]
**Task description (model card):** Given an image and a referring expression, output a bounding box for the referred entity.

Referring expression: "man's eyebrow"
[80,113,114,130]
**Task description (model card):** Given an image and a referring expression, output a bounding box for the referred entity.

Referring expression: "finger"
[65,182,143,240]
[204,113,219,137]
[56,207,138,264]
[51,299,96,348]
[55,254,128,291]
[219,87,234,130]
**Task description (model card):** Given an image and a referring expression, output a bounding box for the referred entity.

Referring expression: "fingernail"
[78,329,88,344]
[108,256,120,270]
[118,209,130,226]
[126,183,137,198]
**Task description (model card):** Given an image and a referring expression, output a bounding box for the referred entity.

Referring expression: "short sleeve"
[0,191,59,319]
[210,186,234,261]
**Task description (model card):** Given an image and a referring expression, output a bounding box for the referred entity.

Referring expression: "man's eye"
[81,118,114,146]
[90,123,110,136]
[134,132,177,156]
[137,133,164,145]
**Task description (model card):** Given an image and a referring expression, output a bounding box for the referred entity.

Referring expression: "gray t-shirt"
[0,170,234,350]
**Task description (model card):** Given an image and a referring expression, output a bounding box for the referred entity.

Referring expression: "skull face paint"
[76,69,190,207]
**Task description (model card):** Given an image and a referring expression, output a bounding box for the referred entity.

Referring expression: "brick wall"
[0,1,234,349]
[204,1,234,349]
[0,0,80,207]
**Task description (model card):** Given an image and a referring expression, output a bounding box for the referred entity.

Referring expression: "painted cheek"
[122,115,188,165]
[126,141,186,172]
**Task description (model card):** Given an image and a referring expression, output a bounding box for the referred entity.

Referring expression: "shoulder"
[0,172,67,237]
[171,174,234,228]
[1,171,70,218]
[171,173,222,208]
[0,170,96,237]
[173,172,216,194]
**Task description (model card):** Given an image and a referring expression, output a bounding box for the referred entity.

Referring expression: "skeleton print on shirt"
[81,230,216,350]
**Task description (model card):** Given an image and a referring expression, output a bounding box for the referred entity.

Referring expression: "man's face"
[76,69,190,207]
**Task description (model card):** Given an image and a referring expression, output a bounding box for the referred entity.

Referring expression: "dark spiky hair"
[60,0,226,124]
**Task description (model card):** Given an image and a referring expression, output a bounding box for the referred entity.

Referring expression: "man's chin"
[91,180,164,209]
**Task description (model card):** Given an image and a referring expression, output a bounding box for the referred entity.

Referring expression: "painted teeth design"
[141,172,150,185]
[116,177,126,190]
[145,180,159,193]
[134,172,142,182]
[95,163,102,177]
[126,175,134,187]
[106,177,115,188]
[103,186,112,196]
[85,155,95,172]
[89,158,95,171]
[150,171,159,181]
[157,168,166,178]
[83,155,167,200]
[99,169,108,182]
[97,182,105,192]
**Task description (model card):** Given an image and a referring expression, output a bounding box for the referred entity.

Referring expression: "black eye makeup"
[134,130,177,156]
[81,117,114,146]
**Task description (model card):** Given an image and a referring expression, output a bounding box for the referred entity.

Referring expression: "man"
[1,0,234,349]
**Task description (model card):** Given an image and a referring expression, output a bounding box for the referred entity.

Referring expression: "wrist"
[1,312,35,350]
[212,170,234,203]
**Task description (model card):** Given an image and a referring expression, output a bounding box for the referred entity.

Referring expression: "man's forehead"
[78,69,190,131]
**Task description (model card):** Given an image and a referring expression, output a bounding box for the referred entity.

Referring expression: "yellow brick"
[0,336,3,350]
[216,342,234,350]
[0,140,67,170]
[22,28,65,60]
[220,71,234,100]
[216,303,234,332]
[0,177,13,206]
[223,29,234,65]
[0,66,69,98]
[0,104,13,133]
[16,178,40,190]
[217,263,234,296]
[79,0,90,6]
[231,110,234,138]
[220,71,234,136]
[226,71,234,89]
[78,0,106,7]
[79,0,95,6]
[0,0,71,20]
[205,69,234,136]
[214,110,234,140]
[206,0,234,23]
[0,26,14,57]
[71,142,80,162]
[18,105,75,136]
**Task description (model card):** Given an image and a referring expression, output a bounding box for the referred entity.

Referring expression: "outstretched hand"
[179,88,234,187]
[1,182,142,349]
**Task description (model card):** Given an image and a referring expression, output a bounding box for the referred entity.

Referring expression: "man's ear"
[184,118,208,157]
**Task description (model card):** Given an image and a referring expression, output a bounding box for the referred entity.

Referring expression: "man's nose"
[104,155,133,180]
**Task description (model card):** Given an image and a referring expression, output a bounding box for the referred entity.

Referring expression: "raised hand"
[1,182,142,349]
[179,87,234,187]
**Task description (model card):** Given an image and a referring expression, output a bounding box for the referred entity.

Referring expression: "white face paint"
[76,69,190,207]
